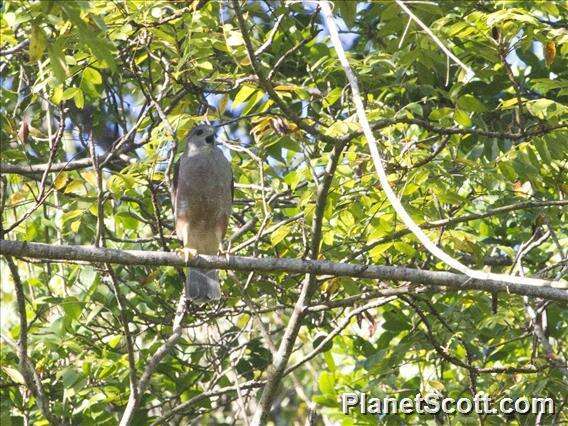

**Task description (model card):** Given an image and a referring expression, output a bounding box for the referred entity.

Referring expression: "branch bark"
[5,256,58,424]
[0,39,29,56]
[119,292,187,426]
[1,240,566,301]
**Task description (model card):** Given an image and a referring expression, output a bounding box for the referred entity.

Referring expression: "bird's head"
[185,124,215,151]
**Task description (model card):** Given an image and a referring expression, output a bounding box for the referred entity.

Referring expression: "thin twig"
[395,0,474,79]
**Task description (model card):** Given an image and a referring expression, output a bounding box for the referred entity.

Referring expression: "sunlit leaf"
[29,24,47,61]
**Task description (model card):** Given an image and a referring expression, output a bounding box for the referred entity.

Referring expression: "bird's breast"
[175,149,232,222]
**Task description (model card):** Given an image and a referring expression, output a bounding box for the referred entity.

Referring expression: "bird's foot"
[224,242,232,262]
[178,247,199,263]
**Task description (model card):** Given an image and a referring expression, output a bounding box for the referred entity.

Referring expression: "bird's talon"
[178,247,198,263]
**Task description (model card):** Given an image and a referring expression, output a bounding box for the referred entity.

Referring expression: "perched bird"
[173,124,233,301]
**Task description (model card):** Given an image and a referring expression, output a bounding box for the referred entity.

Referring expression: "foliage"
[0,1,567,424]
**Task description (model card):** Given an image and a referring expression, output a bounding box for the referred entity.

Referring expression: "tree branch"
[5,256,58,424]
[151,380,264,424]
[1,240,566,301]
[284,297,397,375]
[119,291,187,426]
[0,39,29,56]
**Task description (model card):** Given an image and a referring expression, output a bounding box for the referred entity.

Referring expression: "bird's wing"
[231,172,234,203]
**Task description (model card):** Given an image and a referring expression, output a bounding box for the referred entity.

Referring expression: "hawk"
[173,124,233,301]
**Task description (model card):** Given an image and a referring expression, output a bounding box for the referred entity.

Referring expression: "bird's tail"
[186,268,221,301]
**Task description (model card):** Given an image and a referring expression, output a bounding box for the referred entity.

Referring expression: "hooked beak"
[205,134,215,145]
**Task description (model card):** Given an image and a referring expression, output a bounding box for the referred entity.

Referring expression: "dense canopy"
[0,1,567,424]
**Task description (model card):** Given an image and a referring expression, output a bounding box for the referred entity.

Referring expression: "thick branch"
[1,240,566,301]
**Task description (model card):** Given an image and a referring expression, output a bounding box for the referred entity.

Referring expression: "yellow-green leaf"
[233,85,255,108]
[70,219,81,233]
[54,174,69,190]
[29,25,47,61]
[2,367,25,384]
[369,242,393,261]
[270,224,291,246]
[73,88,84,109]
[48,39,68,84]
[64,180,86,195]
[83,67,102,85]
[81,171,98,187]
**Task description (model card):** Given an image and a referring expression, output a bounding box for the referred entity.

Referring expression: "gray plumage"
[173,124,233,301]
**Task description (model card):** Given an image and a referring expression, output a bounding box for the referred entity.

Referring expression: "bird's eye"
[195,129,204,136]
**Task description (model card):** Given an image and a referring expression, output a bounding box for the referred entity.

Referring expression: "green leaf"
[29,24,47,61]
[457,94,487,113]
[62,209,83,223]
[60,367,82,388]
[62,296,83,322]
[62,87,80,101]
[526,99,568,120]
[454,109,472,127]
[429,107,453,121]
[283,170,301,191]
[534,138,552,164]
[369,242,393,261]
[335,0,357,27]
[2,367,25,384]
[115,211,139,230]
[270,224,292,246]
[531,78,568,95]
[197,60,213,71]
[106,335,122,349]
[242,90,265,115]
[339,210,355,228]
[322,87,342,108]
[544,133,567,159]
[498,161,516,181]
[318,371,336,395]
[62,3,117,70]
[47,39,68,84]
[73,88,85,109]
[51,85,64,104]
[233,85,256,108]
[83,67,102,85]
[312,394,339,407]
[526,147,541,170]
[383,310,411,332]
